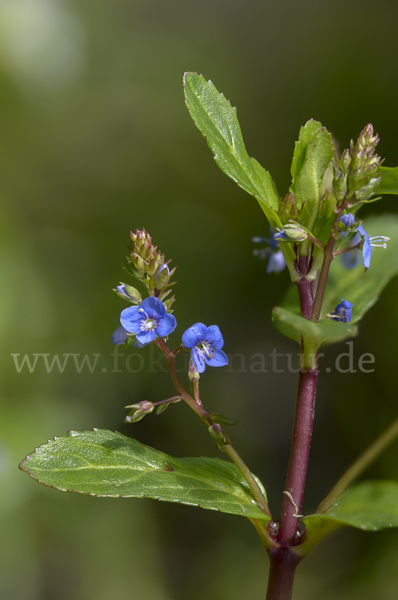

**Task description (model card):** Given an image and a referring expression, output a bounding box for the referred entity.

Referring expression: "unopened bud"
[355,177,381,200]
[275,222,309,242]
[188,359,200,382]
[208,424,230,450]
[340,149,351,174]
[114,283,142,304]
[278,192,299,224]
[333,170,347,201]
[125,401,154,423]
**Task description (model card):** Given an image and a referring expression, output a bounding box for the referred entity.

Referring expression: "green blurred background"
[3,0,398,598]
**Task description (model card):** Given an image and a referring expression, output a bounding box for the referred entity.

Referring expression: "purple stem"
[277,368,318,546]
[278,255,318,545]
[266,548,301,600]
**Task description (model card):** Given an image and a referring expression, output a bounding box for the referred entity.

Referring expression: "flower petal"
[267,250,286,273]
[155,313,177,338]
[111,325,129,345]
[182,323,208,348]
[136,329,157,345]
[140,297,166,319]
[120,306,143,333]
[191,347,206,373]
[206,349,229,368]
[133,339,150,348]
[358,225,372,269]
[205,325,224,349]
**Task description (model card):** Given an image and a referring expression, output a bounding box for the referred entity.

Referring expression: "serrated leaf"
[272,306,357,348]
[293,128,335,232]
[376,166,398,195]
[290,119,323,183]
[19,429,268,521]
[184,72,297,264]
[322,214,398,322]
[184,72,278,210]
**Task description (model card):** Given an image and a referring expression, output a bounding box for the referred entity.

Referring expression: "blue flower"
[338,216,390,270]
[182,323,228,374]
[356,225,389,270]
[339,214,355,229]
[112,297,176,346]
[327,299,353,323]
[252,226,286,274]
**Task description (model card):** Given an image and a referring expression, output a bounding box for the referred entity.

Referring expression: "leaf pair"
[20,429,398,556]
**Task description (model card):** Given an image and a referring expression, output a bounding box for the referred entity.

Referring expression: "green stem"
[316,417,398,514]
[224,444,271,517]
[310,237,334,322]
[155,338,271,518]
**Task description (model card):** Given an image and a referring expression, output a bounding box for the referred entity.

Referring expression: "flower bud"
[275,222,309,242]
[125,401,154,423]
[355,177,382,201]
[333,170,347,202]
[340,149,351,174]
[208,424,230,450]
[114,283,142,305]
[278,193,300,224]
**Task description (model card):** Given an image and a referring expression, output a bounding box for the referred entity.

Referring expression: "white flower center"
[198,341,214,360]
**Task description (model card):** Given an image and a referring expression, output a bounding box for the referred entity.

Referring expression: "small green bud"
[355,176,382,201]
[278,193,299,224]
[114,283,142,304]
[358,124,378,150]
[131,252,147,273]
[340,149,351,174]
[208,424,230,450]
[188,359,200,382]
[275,222,309,242]
[332,170,347,202]
[125,401,154,423]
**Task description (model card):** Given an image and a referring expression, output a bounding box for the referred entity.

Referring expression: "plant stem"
[277,367,318,546]
[155,338,271,517]
[266,548,301,600]
[224,444,271,517]
[296,255,314,319]
[310,236,334,322]
[316,416,398,514]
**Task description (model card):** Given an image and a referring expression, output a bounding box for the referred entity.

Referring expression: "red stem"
[277,368,318,546]
[278,254,318,546]
[266,548,301,600]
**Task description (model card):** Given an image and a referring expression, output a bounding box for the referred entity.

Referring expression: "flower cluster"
[124,228,176,309]
[333,124,382,205]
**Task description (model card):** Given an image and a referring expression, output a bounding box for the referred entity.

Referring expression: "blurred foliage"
[3,0,398,598]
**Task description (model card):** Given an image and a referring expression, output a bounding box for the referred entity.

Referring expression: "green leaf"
[184,73,278,211]
[295,480,398,557]
[376,166,398,195]
[293,128,335,232]
[209,413,241,427]
[19,429,269,521]
[317,480,398,530]
[323,214,398,322]
[290,119,323,183]
[272,306,357,348]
